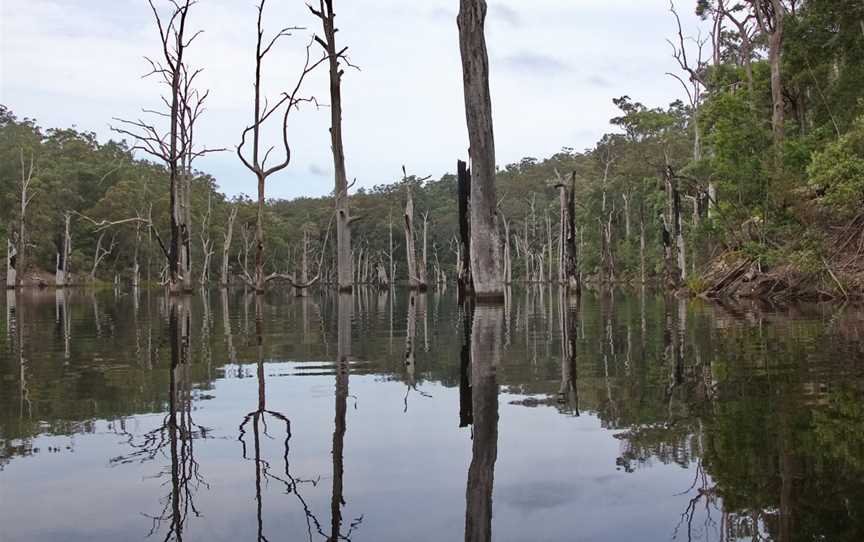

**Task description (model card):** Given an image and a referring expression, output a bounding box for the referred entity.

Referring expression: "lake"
[1,287,863,541]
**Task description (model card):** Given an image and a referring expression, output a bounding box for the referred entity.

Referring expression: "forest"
[2,0,863,301]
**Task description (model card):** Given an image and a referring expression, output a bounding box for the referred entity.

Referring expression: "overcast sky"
[0,0,708,200]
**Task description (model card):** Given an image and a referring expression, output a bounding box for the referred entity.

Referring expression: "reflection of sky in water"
[1,289,863,541]
[2,369,705,542]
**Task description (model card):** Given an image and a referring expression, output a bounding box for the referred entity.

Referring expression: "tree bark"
[315,0,353,293]
[458,0,503,299]
[403,183,425,290]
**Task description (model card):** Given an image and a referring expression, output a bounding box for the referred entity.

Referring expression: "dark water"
[2,287,864,542]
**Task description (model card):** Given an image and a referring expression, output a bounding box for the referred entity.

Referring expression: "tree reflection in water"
[112,297,210,542]
[463,303,502,542]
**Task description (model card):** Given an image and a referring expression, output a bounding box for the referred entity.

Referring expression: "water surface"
[2,287,863,541]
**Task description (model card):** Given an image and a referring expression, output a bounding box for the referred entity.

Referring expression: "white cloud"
[0,0,709,199]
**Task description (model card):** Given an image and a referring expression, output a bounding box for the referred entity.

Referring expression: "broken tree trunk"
[458,0,503,298]
[404,181,426,290]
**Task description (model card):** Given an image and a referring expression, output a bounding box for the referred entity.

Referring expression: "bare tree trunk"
[297,228,309,297]
[622,193,631,238]
[546,210,553,283]
[200,192,213,286]
[639,209,647,285]
[312,0,353,293]
[389,213,395,287]
[557,172,580,293]
[404,182,424,290]
[16,150,35,287]
[422,212,429,287]
[56,213,72,287]
[90,231,117,282]
[132,218,141,288]
[254,172,266,293]
[502,215,512,285]
[221,205,237,288]
[458,0,502,299]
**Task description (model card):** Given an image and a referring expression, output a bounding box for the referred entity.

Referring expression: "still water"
[1,287,863,542]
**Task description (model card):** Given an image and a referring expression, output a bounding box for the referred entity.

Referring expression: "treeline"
[2,0,863,294]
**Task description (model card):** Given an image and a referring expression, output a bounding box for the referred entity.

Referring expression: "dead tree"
[237,0,326,293]
[309,0,357,293]
[111,0,201,295]
[90,231,118,281]
[402,167,429,290]
[220,205,238,287]
[11,149,36,287]
[555,170,580,293]
[458,0,503,298]
[663,165,686,287]
[421,211,430,287]
[198,192,214,286]
[55,212,72,287]
[132,216,141,288]
[500,212,512,285]
[668,1,716,215]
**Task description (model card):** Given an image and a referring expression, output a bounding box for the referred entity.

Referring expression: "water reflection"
[1,287,864,541]
[464,303,501,542]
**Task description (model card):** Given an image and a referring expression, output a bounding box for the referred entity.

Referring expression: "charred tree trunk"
[557,172,580,293]
[458,0,503,299]
[457,160,473,298]
[663,166,686,286]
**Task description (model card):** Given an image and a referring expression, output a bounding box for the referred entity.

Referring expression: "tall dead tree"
[220,205,238,287]
[10,149,36,288]
[199,192,214,286]
[309,0,356,293]
[237,1,326,293]
[402,167,429,290]
[458,0,503,299]
[111,0,220,294]
[663,165,686,287]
